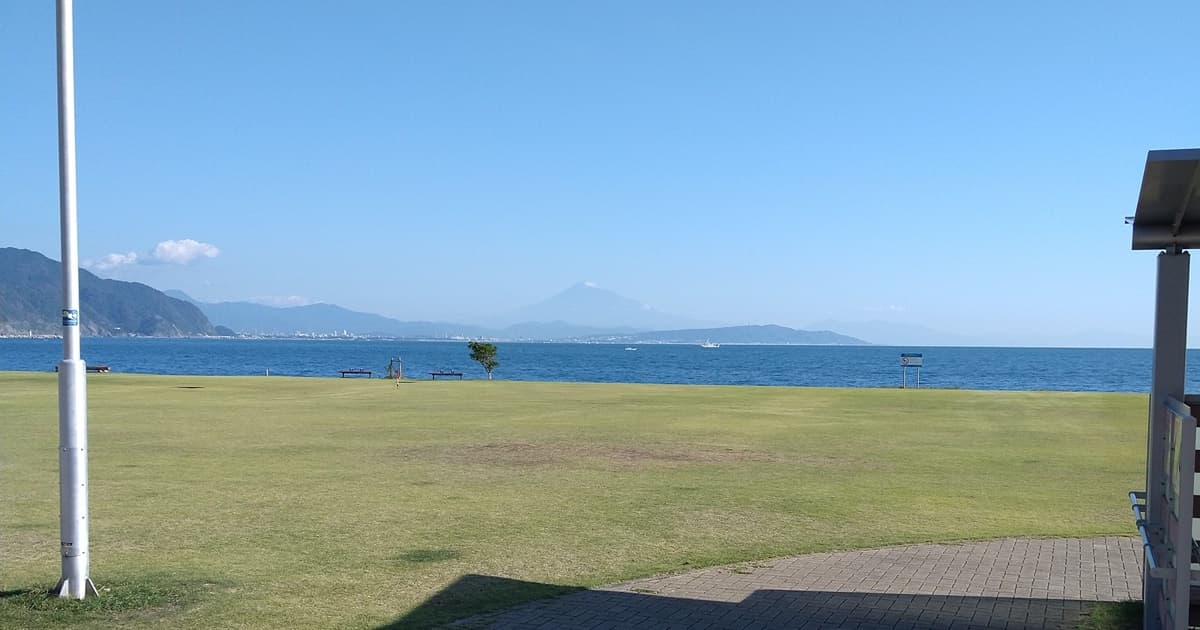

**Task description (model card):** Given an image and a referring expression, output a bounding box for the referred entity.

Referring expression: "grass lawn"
[0,372,1145,628]
[1074,601,1142,630]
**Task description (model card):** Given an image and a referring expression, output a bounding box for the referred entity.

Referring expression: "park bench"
[429,371,463,380]
[53,365,110,373]
[339,369,372,378]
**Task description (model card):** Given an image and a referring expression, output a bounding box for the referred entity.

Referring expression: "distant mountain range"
[0,247,868,344]
[167,290,865,344]
[580,324,866,345]
[0,248,214,337]
[164,291,489,338]
[498,282,703,330]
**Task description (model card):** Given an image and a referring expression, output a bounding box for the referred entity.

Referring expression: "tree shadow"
[0,589,32,599]
[377,574,1126,630]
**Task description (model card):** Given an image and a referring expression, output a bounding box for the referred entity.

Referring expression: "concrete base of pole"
[57,359,93,599]
[54,576,99,599]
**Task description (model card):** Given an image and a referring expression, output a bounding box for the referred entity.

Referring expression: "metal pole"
[901,366,906,389]
[916,367,920,389]
[55,0,97,600]
[1144,250,1189,627]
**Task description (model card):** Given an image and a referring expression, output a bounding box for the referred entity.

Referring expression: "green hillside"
[0,248,215,337]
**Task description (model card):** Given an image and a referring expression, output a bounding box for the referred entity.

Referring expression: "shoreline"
[0,335,1159,350]
[0,369,1152,395]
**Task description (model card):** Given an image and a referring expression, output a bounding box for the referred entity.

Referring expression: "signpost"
[900,353,923,388]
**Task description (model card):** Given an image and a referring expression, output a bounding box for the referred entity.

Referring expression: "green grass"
[1074,601,1142,629]
[0,373,1145,628]
[0,575,218,626]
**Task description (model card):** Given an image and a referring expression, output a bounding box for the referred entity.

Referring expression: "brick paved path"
[453,537,1141,630]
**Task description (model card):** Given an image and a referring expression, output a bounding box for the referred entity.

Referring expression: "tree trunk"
[487,370,493,380]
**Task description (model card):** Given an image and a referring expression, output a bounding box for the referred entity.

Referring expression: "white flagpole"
[55,0,97,600]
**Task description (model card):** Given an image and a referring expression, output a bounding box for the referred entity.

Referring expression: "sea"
[2,337,1200,393]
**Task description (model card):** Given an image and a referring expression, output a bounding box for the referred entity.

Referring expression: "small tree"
[468,341,499,380]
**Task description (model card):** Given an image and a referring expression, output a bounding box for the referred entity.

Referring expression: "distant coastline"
[0,333,1159,350]
[0,333,869,346]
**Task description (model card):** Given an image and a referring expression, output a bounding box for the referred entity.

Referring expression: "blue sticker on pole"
[62,309,79,327]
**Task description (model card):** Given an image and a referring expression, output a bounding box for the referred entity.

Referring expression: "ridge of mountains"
[162,290,491,339]
[0,247,214,337]
[168,290,866,345]
[582,325,864,346]
[0,247,868,344]
[499,282,703,330]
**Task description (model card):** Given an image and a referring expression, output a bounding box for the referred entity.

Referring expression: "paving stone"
[451,538,1142,629]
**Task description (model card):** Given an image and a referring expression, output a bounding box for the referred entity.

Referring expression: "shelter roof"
[1132,148,1200,250]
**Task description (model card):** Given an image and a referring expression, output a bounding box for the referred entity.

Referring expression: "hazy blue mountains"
[500,282,702,330]
[166,291,488,338]
[170,282,696,339]
[167,283,868,344]
[586,324,867,345]
[0,248,214,337]
[503,284,864,344]
[806,320,976,347]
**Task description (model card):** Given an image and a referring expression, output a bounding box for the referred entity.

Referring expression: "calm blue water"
[2,338,1198,392]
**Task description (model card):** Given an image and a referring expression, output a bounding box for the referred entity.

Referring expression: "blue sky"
[3,1,1199,345]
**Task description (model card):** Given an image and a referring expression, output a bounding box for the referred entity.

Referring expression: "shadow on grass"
[378,574,1134,630]
[0,590,32,599]
[376,574,582,630]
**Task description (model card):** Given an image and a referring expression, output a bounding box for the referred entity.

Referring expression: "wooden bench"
[53,365,110,373]
[429,371,463,380]
[339,369,372,378]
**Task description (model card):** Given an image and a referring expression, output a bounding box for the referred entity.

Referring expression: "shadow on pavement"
[378,573,1120,629]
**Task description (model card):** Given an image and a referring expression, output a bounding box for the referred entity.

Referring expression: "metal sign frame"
[900,353,922,388]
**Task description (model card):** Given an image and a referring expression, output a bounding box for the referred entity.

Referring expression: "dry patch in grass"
[394,441,799,470]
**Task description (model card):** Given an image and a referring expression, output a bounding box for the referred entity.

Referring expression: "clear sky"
[3,1,1199,345]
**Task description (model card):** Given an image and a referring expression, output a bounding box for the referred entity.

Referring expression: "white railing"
[1137,396,1196,630]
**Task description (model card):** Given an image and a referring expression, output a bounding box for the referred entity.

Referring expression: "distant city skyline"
[3,2,1199,346]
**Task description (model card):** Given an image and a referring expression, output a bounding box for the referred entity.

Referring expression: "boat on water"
[700,340,720,349]
[624,347,638,351]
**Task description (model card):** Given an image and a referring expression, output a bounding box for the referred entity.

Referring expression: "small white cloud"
[582,281,599,288]
[151,239,220,265]
[864,305,907,313]
[88,238,220,272]
[89,252,139,271]
[250,295,312,307]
